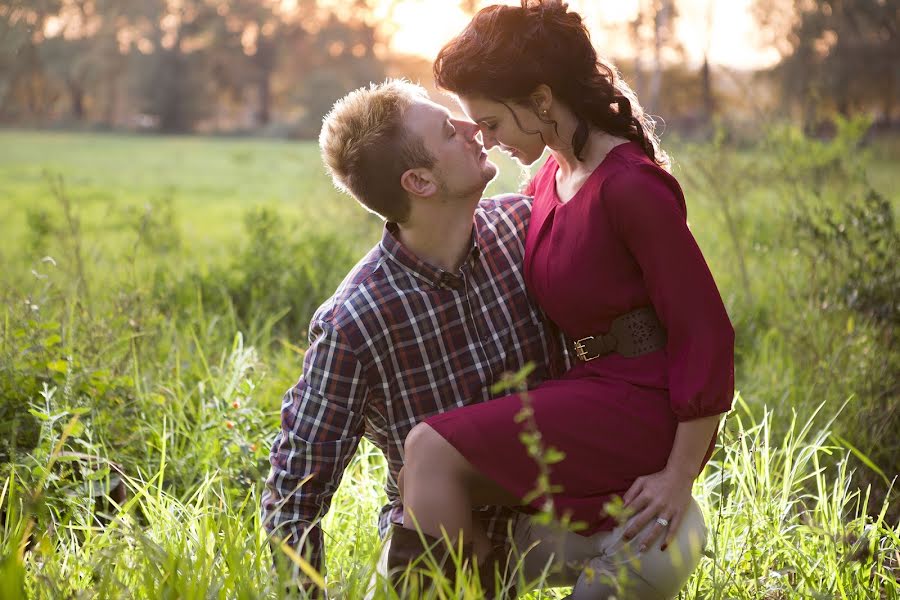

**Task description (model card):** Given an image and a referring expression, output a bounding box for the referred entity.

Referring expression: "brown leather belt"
[572,307,667,361]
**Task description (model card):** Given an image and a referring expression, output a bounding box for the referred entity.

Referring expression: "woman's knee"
[403,423,454,470]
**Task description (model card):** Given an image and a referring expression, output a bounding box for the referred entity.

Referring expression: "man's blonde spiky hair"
[319,79,435,223]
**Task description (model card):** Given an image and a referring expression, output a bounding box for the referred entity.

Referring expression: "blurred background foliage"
[0,0,896,136]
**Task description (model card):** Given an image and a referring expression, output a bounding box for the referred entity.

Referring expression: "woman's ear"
[400,168,438,198]
[530,84,554,116]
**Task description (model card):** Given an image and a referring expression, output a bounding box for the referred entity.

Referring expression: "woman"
[395,2,734,598]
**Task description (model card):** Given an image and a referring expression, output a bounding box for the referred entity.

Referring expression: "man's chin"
[482,162,499,185]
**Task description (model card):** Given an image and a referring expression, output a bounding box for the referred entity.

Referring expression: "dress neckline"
[551,141,635,206]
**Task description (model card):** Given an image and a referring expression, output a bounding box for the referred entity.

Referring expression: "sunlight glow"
[382,0,780,70]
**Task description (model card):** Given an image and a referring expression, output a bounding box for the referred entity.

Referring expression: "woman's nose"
[480,129,498,149]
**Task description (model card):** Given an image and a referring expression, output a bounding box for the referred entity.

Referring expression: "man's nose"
[455,119,480,141]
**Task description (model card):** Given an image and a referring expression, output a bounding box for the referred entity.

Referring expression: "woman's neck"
[552,129,628,179]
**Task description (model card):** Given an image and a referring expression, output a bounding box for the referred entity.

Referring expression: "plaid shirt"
[262,194,565,573]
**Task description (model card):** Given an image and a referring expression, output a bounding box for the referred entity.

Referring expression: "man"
[261,79,567,596]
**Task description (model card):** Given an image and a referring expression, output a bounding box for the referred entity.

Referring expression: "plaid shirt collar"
[380,221,482,291]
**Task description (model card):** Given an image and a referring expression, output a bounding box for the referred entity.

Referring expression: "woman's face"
[457,95,548,166]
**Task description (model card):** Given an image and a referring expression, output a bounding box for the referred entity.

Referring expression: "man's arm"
[262,319,368,589]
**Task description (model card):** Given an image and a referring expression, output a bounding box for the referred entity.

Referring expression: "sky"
[375,0,783,70]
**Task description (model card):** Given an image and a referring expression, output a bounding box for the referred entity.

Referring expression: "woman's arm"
[621,414,721,550]
[601,163,735,551]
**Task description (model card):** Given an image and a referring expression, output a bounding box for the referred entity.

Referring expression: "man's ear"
[400,168,438,198]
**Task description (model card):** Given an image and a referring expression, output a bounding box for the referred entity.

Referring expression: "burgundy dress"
[425,142,735,534]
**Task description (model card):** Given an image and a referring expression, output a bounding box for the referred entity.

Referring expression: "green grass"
[0,128,898,598]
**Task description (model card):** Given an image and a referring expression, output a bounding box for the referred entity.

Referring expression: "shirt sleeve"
[604,164,735,421]
[261,317,367,575]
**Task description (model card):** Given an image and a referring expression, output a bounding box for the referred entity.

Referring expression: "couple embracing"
[262,2,734,598]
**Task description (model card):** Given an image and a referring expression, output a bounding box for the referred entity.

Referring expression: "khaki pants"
[368,498,707,599]
[512,497,707,599]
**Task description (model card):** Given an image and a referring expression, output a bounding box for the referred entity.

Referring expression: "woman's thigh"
[512,498,707,598]
[572,497,707,599]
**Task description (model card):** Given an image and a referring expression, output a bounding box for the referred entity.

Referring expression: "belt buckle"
[574,336,601,362]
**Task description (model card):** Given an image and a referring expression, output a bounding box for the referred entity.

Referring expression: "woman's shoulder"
[603,143,679,190]
[600,143,687,219]
[604,140,662,173]
[524,154,558,196]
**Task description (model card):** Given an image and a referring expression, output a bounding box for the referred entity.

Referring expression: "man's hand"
[620,464,694,552]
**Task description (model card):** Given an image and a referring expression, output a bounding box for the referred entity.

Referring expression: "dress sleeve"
[603,164,735,421]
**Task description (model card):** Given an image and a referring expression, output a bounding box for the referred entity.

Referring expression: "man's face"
[403,98,497,200]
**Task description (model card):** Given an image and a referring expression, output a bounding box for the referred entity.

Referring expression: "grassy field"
[0,126,898,599]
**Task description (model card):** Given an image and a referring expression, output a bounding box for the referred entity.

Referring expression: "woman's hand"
[621,464,695,552]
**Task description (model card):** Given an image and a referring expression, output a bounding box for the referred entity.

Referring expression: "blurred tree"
[755,0,899,127]
[0,0,395,134]
[37,0,144,122]
[699,0,715,123]
[459,0,479,13]
[0,0,63,121]
[630,0,683,113]
[130,0,221,133]
[203,0,308,128]
[291,1,387,137]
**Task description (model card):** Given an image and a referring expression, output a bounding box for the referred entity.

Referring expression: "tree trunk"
[701,55,714,122]
[883,66,895,124]
[68,78,85,120]
[103,73,118,126]
[630,9,646,101]
[648,1,672,113]
[256,73,271,127]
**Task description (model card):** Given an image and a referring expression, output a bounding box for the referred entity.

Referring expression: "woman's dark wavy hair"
[433,0,668,168]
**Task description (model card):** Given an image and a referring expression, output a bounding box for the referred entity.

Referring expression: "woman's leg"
[566,497,707,599]
[401,422,519,561]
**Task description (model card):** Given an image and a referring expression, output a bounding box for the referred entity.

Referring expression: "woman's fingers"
[640,508,678,552]
[660,508,684,551]
[622,497,655,540]
[622,477,644,507]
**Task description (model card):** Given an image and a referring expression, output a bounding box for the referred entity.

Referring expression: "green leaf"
[46,359,68,374]
[831,433,890,486]
[67,420,85,438]
[27,409,51,421]
[544,447,567,465]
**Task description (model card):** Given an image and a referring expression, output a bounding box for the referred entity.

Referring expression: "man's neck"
[396,195,480,273]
